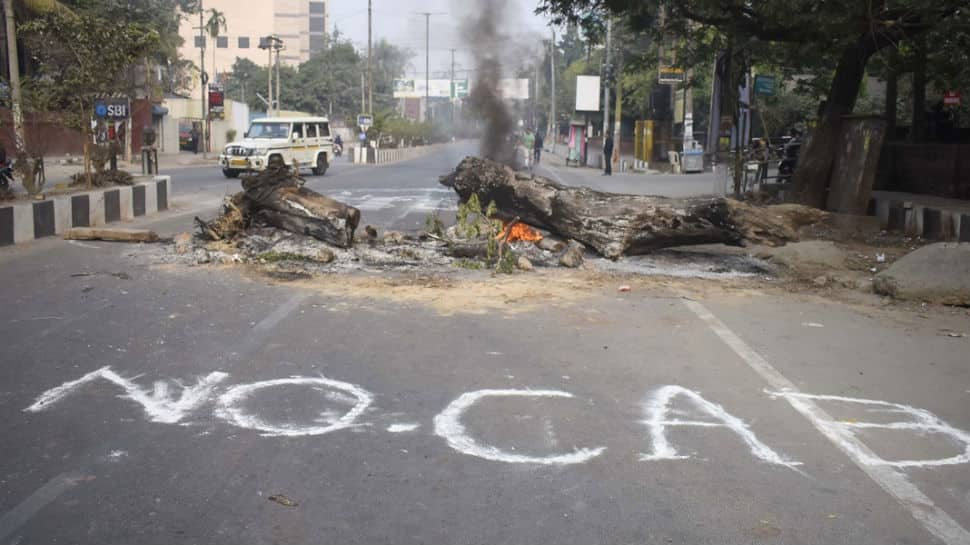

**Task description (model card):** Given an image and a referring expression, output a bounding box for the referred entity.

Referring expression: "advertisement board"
[575,75,600,112]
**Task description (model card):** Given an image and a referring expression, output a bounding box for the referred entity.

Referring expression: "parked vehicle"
[777,138,801,183]
[219,116,334,178]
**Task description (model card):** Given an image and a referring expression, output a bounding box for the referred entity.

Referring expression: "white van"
[219,117,333,178]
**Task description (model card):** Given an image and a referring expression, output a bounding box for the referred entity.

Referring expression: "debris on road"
[196,164,360,248]
[65,227,160,243]
[268,494,298,507]
[440,156,828,259]
[617,285,632,292]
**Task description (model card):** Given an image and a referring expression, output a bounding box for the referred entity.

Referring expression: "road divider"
[0,176,172,247]
[348,144,443,166]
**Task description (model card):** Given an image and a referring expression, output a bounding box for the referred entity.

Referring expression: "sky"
[327,0,554,79]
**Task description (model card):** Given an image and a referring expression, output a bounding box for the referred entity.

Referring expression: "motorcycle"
[777,139,801,183]
[0,159,13,192]
[333,142,343,158]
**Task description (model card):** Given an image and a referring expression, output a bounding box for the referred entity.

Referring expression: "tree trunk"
[441,157,826,259]
[885,48,898,139]
[910,39,927,143]
[790,37,875,208]
[198,165,361,248]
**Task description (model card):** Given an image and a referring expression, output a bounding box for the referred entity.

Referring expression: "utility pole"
[450,48,457,123]
[3,0,24,153]
[601,17,613,166]
[199,1,208,156]
[414,12,446,123]
[275,42,281,114]
[367,0,372,114]
[264,37,273,116]
[533,44,540,130]
[423,13,430,122]
[361,72,365,115]
[549,27,556,153]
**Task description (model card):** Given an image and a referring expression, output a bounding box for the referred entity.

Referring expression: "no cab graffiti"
[24,367,970,469]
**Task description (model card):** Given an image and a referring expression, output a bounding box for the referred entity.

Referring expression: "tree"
[538,0,966,209]
[19,8,158,186]
[204,8,226,81]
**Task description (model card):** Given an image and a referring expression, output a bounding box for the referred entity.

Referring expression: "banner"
[575,76,600,112]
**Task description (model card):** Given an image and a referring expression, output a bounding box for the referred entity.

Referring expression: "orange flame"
[496,221,544,243]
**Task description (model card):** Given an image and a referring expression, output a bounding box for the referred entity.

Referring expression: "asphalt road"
[1,145,969,545]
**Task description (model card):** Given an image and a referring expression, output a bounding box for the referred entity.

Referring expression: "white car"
[220,117,334,178]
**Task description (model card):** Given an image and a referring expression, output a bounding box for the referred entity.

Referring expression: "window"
[317,123,330,137]
[309,1,326,14]
[291,124,303,139]
[309,36,326,53]
[305,124,318,139]
[194,36,204,48]
[216,36,228,48]
[309,17,326,33]
[238,37,250,49]
[247,122,290,139]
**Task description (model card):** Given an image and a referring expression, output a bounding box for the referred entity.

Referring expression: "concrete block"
[13,203,33,244]
[144,181,158,214]
[960,214,970,242]
[32,200,55,239]
[71,195,90,228]
[119,186,134,220]
[100,190,117,224]
[53,196,71,235]
[0,206,13,246]
[887,202,906,231]
[156,178,168,211]
[132,184,146,217]
[922,208,943,239]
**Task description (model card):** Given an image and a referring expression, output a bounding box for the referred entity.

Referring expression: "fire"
[496,221,543,243]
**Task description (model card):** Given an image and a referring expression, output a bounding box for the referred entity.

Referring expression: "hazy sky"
[328,0,554,79]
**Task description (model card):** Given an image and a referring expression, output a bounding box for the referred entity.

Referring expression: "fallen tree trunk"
[440,157,827,259]
[197,164,360,248]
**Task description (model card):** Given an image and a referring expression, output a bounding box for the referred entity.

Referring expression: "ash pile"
[175,157,827,278]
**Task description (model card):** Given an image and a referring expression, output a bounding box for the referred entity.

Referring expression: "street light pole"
[367,0,372,114]
[199,1,208,157]
[549,27,556,153]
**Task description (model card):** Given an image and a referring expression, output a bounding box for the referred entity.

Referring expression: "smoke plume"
[461,0,516,166]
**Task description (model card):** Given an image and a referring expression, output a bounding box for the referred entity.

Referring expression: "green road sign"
[754,75,776,96]
[451,80,469,99]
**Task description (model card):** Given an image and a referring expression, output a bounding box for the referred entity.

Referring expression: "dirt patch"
[259,269,604,316]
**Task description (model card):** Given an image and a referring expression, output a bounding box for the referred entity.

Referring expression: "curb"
[869,194,970,242]
[0,176,172,247]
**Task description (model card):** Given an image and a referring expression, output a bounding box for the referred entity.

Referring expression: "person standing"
[533,131,544,166]
[190,124,200,155]
[522,129,535,169]
[603,133,614,175]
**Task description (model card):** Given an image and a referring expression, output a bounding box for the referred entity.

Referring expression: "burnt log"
[198,164,360,247]
[440,157,826,259]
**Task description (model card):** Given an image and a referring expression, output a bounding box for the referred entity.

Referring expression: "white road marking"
[387,423,421,433]
[0,472,91,542]
[433,389,606,465]
[767,391,970,468]
[640,385,801,468]
[24,366,229,424]
[215,376,374,437]
[682,298,970,545]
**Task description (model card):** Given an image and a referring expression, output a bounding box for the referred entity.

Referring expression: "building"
[178,0,330,80]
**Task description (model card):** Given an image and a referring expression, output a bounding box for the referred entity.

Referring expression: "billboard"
[498,79,530,100]
[394,79,469,99]
[393,78,523,99]
[575,75,600,112]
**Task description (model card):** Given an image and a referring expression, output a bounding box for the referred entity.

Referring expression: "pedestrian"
[603,133,614,176]
[522,129,535,169]
[533,131,544,166]
[190,124,200,155]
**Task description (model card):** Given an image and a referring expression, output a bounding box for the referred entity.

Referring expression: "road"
[1,144,969,545]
